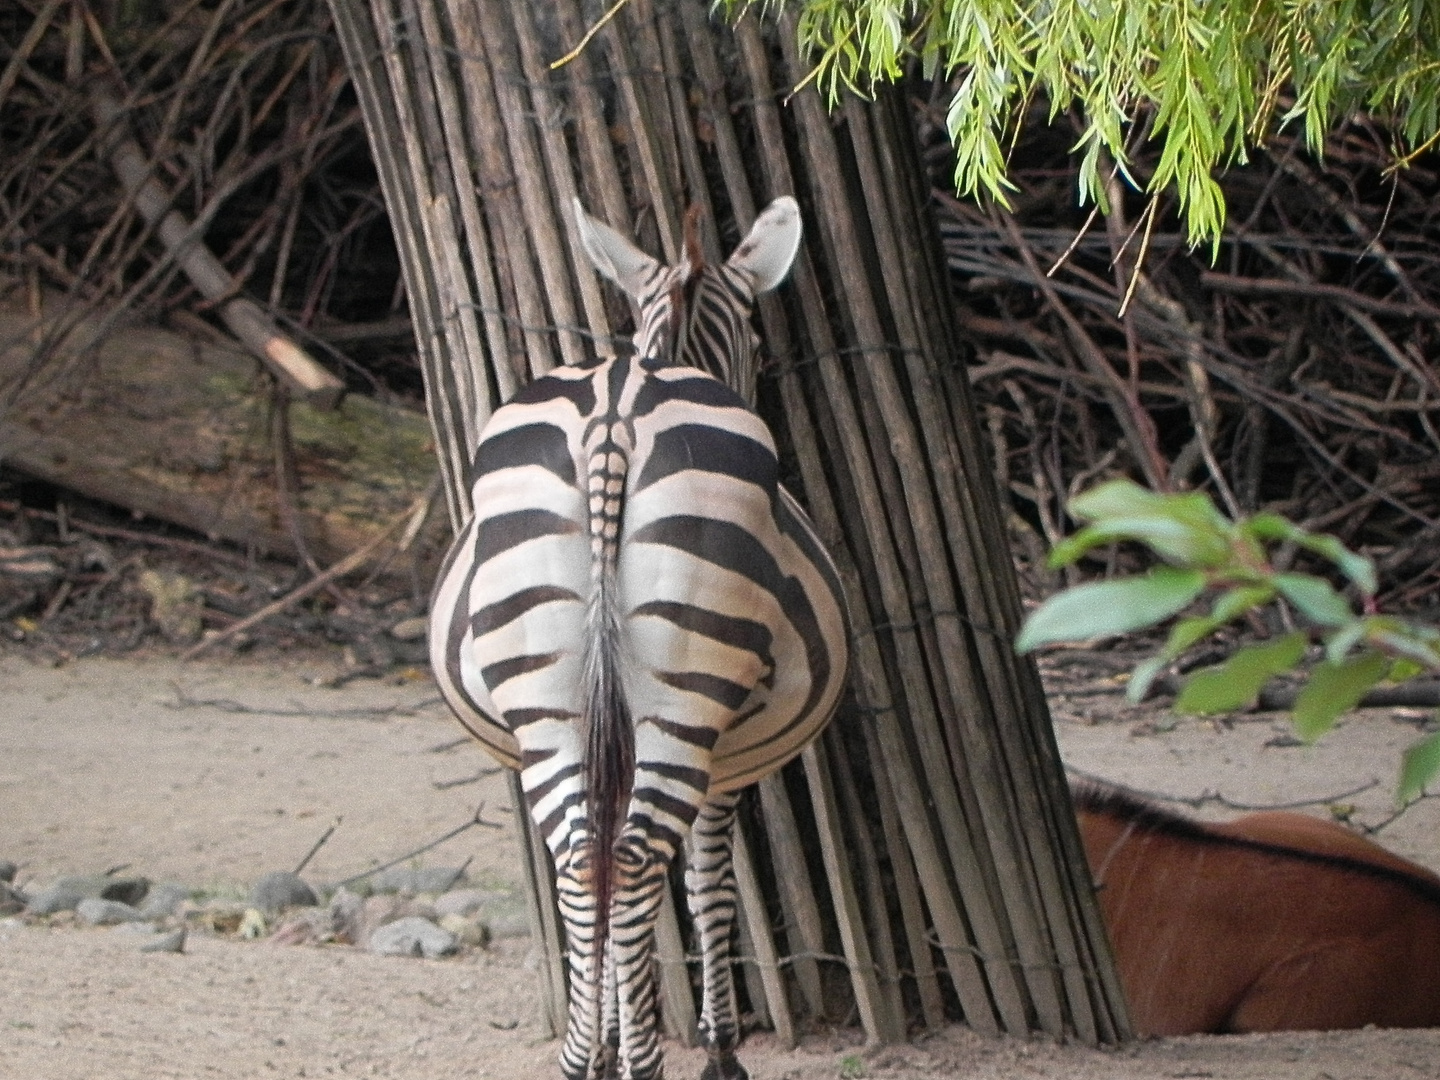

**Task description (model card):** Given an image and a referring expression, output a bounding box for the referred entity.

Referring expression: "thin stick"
[548,0,631,69]
[293,816,341,875]
[0,499,253,567]
[87,86,345,408]
[333,802,501,890]
[179,488,429,659]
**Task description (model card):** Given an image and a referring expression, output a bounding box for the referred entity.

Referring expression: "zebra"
[429,195,849,1080]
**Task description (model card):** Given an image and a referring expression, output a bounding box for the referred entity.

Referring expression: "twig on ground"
[333,802,504,890]
[294,817,342,875]
[180,488,430,660]
[165,683,442,718]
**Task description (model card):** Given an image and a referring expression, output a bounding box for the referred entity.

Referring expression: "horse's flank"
[1074,783,1440,1036]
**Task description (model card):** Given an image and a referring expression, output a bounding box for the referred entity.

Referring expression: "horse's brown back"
[1075,785,1440,1036]
[1215,810,1440,883]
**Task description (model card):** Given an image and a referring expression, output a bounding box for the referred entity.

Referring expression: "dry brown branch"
[936,111,1440,603]
[87,86,344,407]
[1198,272,1440,319]
[180,483,432,660]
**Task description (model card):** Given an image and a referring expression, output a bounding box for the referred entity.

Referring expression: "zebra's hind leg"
[686,793,748,1080]
[554,839,625,1079]
[555,835,607,1080]
[598,942,620,1079]
[610,829,672,1080]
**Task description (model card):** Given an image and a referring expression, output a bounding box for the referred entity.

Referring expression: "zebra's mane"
[1071,780,1440,907]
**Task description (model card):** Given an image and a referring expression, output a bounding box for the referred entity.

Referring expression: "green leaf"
[1296,534,1377,597]
[1273,573,1354,628]
[1126,654,1171,704]
[1292,651,1390,742]
[1015,567,1207,653]
[1071,482,1232,534]
[1211,584,1275,622]
[1175,631,1308,714]
[1240,513,1304,543]
[1366,618,1440,669]
[1241,516,1376,595]
[1057,482,1237,567]
[1390,658,1425,683]
[1067,478,1172,520]
[1045,527,1116,569]
[1324,618,1369,664]
[1048,516,1231,568]
[1160,612,1226,657]
[1398,729,1440,806]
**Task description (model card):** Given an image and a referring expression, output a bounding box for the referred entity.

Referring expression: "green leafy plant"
[1016,478,1440,804]
[727,1,1440,251]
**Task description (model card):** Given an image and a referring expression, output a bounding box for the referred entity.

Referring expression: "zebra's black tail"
[581,443,634,1027]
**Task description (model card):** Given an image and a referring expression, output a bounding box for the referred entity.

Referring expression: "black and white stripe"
[429,196,848,1080]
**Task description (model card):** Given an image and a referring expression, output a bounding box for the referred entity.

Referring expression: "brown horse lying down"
[1074,783,1440,1036]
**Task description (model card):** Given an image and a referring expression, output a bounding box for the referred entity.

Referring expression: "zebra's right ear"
[725,195,802,294]
[573,198,659,299]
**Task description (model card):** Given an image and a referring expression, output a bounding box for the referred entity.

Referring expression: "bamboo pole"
[732,820,794,1046]
[474,1,584,373]
[756,774,826,1016]
[826,729,905,1026]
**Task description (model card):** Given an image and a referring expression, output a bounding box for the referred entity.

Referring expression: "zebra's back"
[428,353,847,792]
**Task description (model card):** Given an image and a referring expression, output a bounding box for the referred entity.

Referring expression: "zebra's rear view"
[429,196,849,1080]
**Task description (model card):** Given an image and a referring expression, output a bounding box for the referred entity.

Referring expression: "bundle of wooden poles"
[325,0,1128,1048]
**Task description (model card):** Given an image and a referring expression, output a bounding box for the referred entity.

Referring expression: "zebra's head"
[573,196,802,399]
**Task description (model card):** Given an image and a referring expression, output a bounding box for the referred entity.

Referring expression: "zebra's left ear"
[725,196,802,295]
[573,198,660,299]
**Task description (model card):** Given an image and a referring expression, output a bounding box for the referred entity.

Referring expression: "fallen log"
[0,287,443,573]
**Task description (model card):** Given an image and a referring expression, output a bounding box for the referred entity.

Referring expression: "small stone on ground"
[76,897,145,925]
[249,870,318,914]
[369,915,458,958]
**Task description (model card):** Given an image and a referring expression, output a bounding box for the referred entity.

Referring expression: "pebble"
[139,927,187,954]
[353,894,406,946]
[76,897,145,925]
[249,870,318,914]
[431,886,529,939]
[11,863,518,963]
[194,899,248,934]
[268,906,336,946]
[437,912,490,948]
[395,896,439,922]
[433,887,507,918]
[368,916,458,958]
[139,882,190,919]
[369,866,467,896]
[0,880,27,916]
[487,907,532,940]
[0,860,16,882]
[327,887,366,944]
[26,875,149,914]
[388,616,428,642]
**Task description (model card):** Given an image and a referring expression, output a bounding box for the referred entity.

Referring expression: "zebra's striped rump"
[428,196,847,1080]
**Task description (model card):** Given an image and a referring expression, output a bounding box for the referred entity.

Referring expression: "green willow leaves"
[731,0,1440,249]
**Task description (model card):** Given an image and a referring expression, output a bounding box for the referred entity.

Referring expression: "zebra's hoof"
[699,1052,748,1080]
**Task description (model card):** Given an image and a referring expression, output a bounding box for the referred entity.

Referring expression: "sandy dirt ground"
[3,648,1440,1080]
